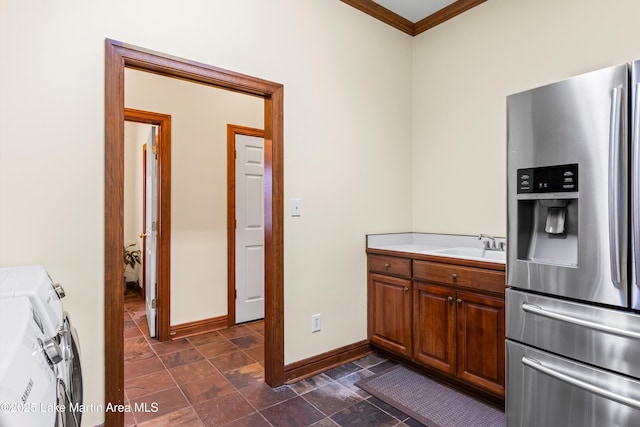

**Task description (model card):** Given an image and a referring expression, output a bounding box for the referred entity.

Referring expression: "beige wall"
[411,0,640,237]
[0,2,412,424]
[124,69,264,325]
[4,0,635,424]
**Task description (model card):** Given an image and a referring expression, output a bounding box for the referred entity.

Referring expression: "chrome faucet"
[478,234,505,251]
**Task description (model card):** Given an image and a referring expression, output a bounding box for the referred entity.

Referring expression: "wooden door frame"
[105,39,284,427]
[227,124,266,326]
[124,108,172,342]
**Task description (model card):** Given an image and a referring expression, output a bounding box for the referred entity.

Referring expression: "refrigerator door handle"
[609,86,623,287]
[522,302,640,340]
[633,83,640,290]
[521,356,640,410]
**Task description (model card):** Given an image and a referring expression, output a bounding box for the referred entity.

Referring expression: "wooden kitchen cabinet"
[367,251,506,400]
[413,282,505,396]
[368,272,412,357]
[456,290,505,396]
[367,254,413,356]
[414,260,505,397]
[413,282,456,374]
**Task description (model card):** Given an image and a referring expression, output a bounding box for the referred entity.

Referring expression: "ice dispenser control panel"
[517,164,578,194]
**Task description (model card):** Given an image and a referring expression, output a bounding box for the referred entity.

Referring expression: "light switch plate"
[291,198,301,217]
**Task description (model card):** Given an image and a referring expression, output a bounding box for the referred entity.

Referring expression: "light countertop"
[366,232,506,264]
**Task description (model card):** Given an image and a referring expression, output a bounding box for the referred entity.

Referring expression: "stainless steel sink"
[422,247,505,263]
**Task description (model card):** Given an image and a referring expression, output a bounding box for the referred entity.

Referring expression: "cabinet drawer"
[368,254,411,278]
[413,260,505,294]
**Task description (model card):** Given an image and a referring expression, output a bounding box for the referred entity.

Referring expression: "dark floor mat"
[355,365,505,427]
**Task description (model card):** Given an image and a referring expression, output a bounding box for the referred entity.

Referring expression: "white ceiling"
[371,0,458,22]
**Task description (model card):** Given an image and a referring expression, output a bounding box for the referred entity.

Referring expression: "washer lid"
[0,265,63,335]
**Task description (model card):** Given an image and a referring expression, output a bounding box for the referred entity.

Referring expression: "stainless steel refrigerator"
[506,62,640,426]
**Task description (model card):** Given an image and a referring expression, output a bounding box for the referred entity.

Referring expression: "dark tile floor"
[124,292,426,426]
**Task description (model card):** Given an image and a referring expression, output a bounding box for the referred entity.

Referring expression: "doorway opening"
[124,108,172,342]
[105,39,284,427]
[227,125,266,326]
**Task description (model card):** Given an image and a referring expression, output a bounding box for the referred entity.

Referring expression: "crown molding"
[414,0,486,34]
[340,0,487,36]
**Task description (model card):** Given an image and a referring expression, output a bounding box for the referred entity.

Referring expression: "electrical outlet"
[311,313,321,333]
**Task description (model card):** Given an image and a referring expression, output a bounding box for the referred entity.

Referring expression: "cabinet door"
[456,290,505,396]
[413,282,456,374]
[368,273,412,356]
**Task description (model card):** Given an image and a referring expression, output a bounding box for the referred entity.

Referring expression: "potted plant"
[123,243,141,292]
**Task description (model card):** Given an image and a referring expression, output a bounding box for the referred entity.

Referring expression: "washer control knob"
[42,338,63,365]
[52,283,66,299]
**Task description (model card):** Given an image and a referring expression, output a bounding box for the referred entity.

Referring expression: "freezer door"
[507,340,640,427]
[506,288,640,379]
[631,60,640,310]
[507,63,629,307]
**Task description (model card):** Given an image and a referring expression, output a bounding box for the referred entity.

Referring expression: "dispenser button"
[564,177,573,183]
[563,184,575,189]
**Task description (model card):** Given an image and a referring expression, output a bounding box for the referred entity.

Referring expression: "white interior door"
[145,126,158,337]
[235,134,265,324]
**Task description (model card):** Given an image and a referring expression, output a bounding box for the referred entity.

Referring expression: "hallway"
[123,292,426,426]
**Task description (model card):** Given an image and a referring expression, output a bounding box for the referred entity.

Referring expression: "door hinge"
[235,149,237,160]
[152,143,158,156]
[151,298,157,309]
[235,289,237,300]
[234,219,237,229]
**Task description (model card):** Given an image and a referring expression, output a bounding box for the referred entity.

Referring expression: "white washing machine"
[0,298,71,427]
[0,266,82,426]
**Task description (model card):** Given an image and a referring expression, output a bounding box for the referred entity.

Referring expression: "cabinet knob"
[404,287,409,293]
[384,263,390,269]
[457,298,462,304]
[447,296,453,302]
[452,273,457,281]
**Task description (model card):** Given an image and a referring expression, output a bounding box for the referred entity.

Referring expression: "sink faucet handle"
[478,233,495,241]
[478,234,499,250]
